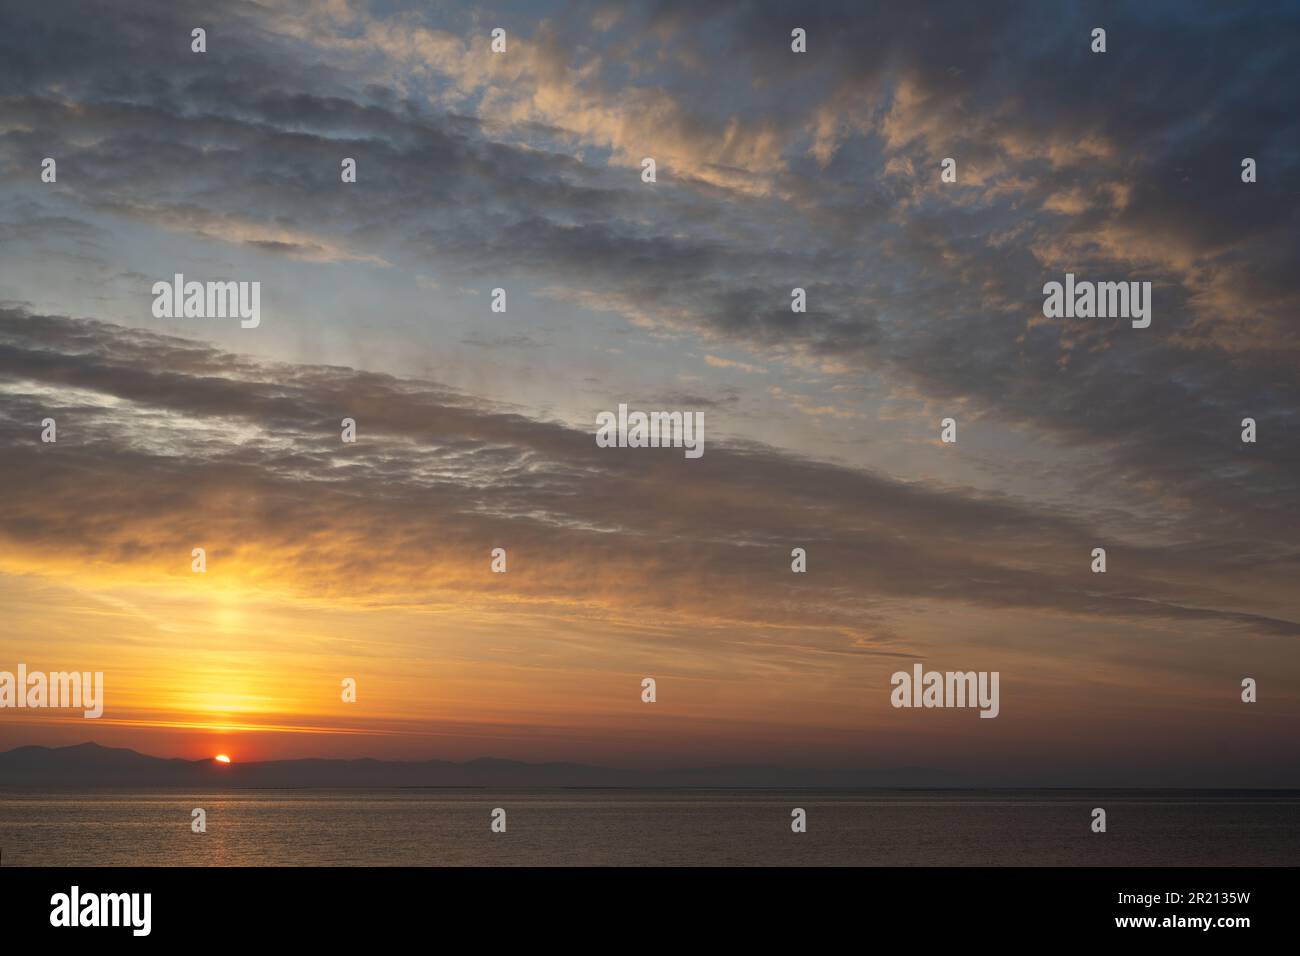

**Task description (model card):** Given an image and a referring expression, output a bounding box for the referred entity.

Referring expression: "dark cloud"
[2,308,1296,644]
[0,1,1295,627]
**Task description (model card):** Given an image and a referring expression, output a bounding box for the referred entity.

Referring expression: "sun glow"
[214,754,232,764]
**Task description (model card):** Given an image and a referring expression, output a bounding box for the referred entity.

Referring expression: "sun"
[213,754,232,764]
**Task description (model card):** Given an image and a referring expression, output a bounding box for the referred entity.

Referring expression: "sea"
[1,789,1296,866]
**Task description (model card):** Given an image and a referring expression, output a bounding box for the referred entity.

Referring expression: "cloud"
[0,0,1296,638]
[704,354,766,375]
[2,308,1296,648]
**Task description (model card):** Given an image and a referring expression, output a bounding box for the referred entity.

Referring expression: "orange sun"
[214,754,232,764]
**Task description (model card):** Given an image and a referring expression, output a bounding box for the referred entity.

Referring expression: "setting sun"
[214,754,232,764]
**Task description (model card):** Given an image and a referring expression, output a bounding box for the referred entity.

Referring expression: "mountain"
[0,742,966,789]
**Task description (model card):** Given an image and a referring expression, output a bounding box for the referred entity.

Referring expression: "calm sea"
[1,789,1296,866]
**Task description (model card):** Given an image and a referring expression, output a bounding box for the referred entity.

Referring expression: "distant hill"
[0,742,966,789]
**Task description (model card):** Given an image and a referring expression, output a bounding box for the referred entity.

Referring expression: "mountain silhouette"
[0,742,964,789]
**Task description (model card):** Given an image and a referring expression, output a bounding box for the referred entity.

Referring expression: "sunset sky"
[1,0,1297,785]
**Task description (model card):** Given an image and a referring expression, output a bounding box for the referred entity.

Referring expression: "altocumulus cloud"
[0,0,1295,554]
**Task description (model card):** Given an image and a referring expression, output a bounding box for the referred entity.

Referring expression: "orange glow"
[214,754,232,764]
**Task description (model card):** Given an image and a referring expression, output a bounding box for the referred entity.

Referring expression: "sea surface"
[1,789,1296,866]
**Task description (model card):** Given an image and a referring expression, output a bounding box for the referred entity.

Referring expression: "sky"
[0,0,1297,785]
